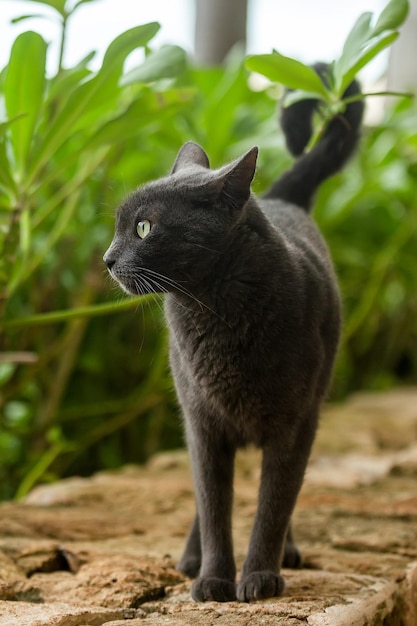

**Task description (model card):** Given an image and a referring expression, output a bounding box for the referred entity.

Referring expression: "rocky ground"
[0,388,417,625]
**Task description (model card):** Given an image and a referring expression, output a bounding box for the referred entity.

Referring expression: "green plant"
[314,98,417,394]
[0,1,279,500]
[246,0,411,146]
[244,0,417,393]
[1,0,416,500]
[0,0,193,499]
[0,6,191,311]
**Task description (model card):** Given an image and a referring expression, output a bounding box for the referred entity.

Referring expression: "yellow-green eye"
[136,220,151,239]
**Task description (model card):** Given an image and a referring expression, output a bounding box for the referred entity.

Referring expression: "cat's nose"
[103,252,115,271]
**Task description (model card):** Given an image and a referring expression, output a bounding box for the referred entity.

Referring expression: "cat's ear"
[216,146,258,211]
[172,142,210,173]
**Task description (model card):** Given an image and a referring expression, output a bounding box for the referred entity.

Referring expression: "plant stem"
[36,281,96,431]
[1,296,152,329]
[343,209,417,345]
[307,90,413,153]
[15,440,67,500]
[341,90,413,105]
[58,14,68,73]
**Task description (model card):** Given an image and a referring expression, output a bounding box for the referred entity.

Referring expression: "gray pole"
[387,0,417,91]
[194,0,248,65]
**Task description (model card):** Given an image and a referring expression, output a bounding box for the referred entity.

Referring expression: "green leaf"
[0,137,17,196]
[373,0,409,37]
[0,363,16,387]
[246,52,330,100]
[334,12,372,91]
[20,209,31,256]
[201,58,249,160]
[120,45,187,86]
[338,31,399,94]
[9,146,108,294]
[23,0,67,17]
[101,22,160,75]
[282,89,328,108]
[90,88,195,147]
[4,31,47,176]
[0,432,21,466]
[18,0,102,19]
[26,23,160,186]
[11,14,47,24]
[46,53,95,103]
[73,0,102,10]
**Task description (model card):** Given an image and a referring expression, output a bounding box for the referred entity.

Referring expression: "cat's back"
[260,198,332,270]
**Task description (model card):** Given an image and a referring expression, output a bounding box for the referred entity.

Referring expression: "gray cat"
[104,66,363,603]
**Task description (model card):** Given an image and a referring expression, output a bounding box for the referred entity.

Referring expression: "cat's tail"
[264,63,364,212]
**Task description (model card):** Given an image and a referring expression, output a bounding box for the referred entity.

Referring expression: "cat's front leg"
[237,420,315,602]
[186,423,237,602]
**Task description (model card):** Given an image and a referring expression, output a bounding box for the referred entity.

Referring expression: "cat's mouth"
[104,258,168,296]
[103,244,209,302]
[111,273,137,296]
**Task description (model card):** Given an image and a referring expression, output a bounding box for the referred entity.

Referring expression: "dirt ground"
[0,388,417,625]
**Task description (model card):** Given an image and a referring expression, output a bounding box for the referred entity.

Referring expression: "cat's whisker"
[136,275,157,327]
[139,274,166,319]
[133,271,167,323]
[190,242,223,255]
[144,270,208,318]
[98,208,116,218]
[141,267,230,327]
[132,277,147,352]
[136,272,173,320]
[142,272,204,336]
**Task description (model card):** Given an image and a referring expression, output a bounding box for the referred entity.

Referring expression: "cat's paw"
[282,542,303,568]
[237,570,285,602]
[191,576,237,602]
[176,555,201,579]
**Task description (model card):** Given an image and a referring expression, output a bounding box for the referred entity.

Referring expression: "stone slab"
[0,389,417,625]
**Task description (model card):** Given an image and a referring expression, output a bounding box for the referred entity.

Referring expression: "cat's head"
[103,141,258,295]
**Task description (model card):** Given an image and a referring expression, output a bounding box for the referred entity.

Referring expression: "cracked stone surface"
[0,388,417,625]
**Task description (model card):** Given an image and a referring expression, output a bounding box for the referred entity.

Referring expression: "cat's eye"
[136,220,151,239]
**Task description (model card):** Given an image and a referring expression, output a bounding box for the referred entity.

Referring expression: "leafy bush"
[1,0,416,499]
[246,0,410,145]
[315,98,417,395]
[0,1,191,499]
[0,0,282,499]
[245,0,417,394]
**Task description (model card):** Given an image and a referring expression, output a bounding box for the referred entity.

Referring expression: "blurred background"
[1,0,417,500]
